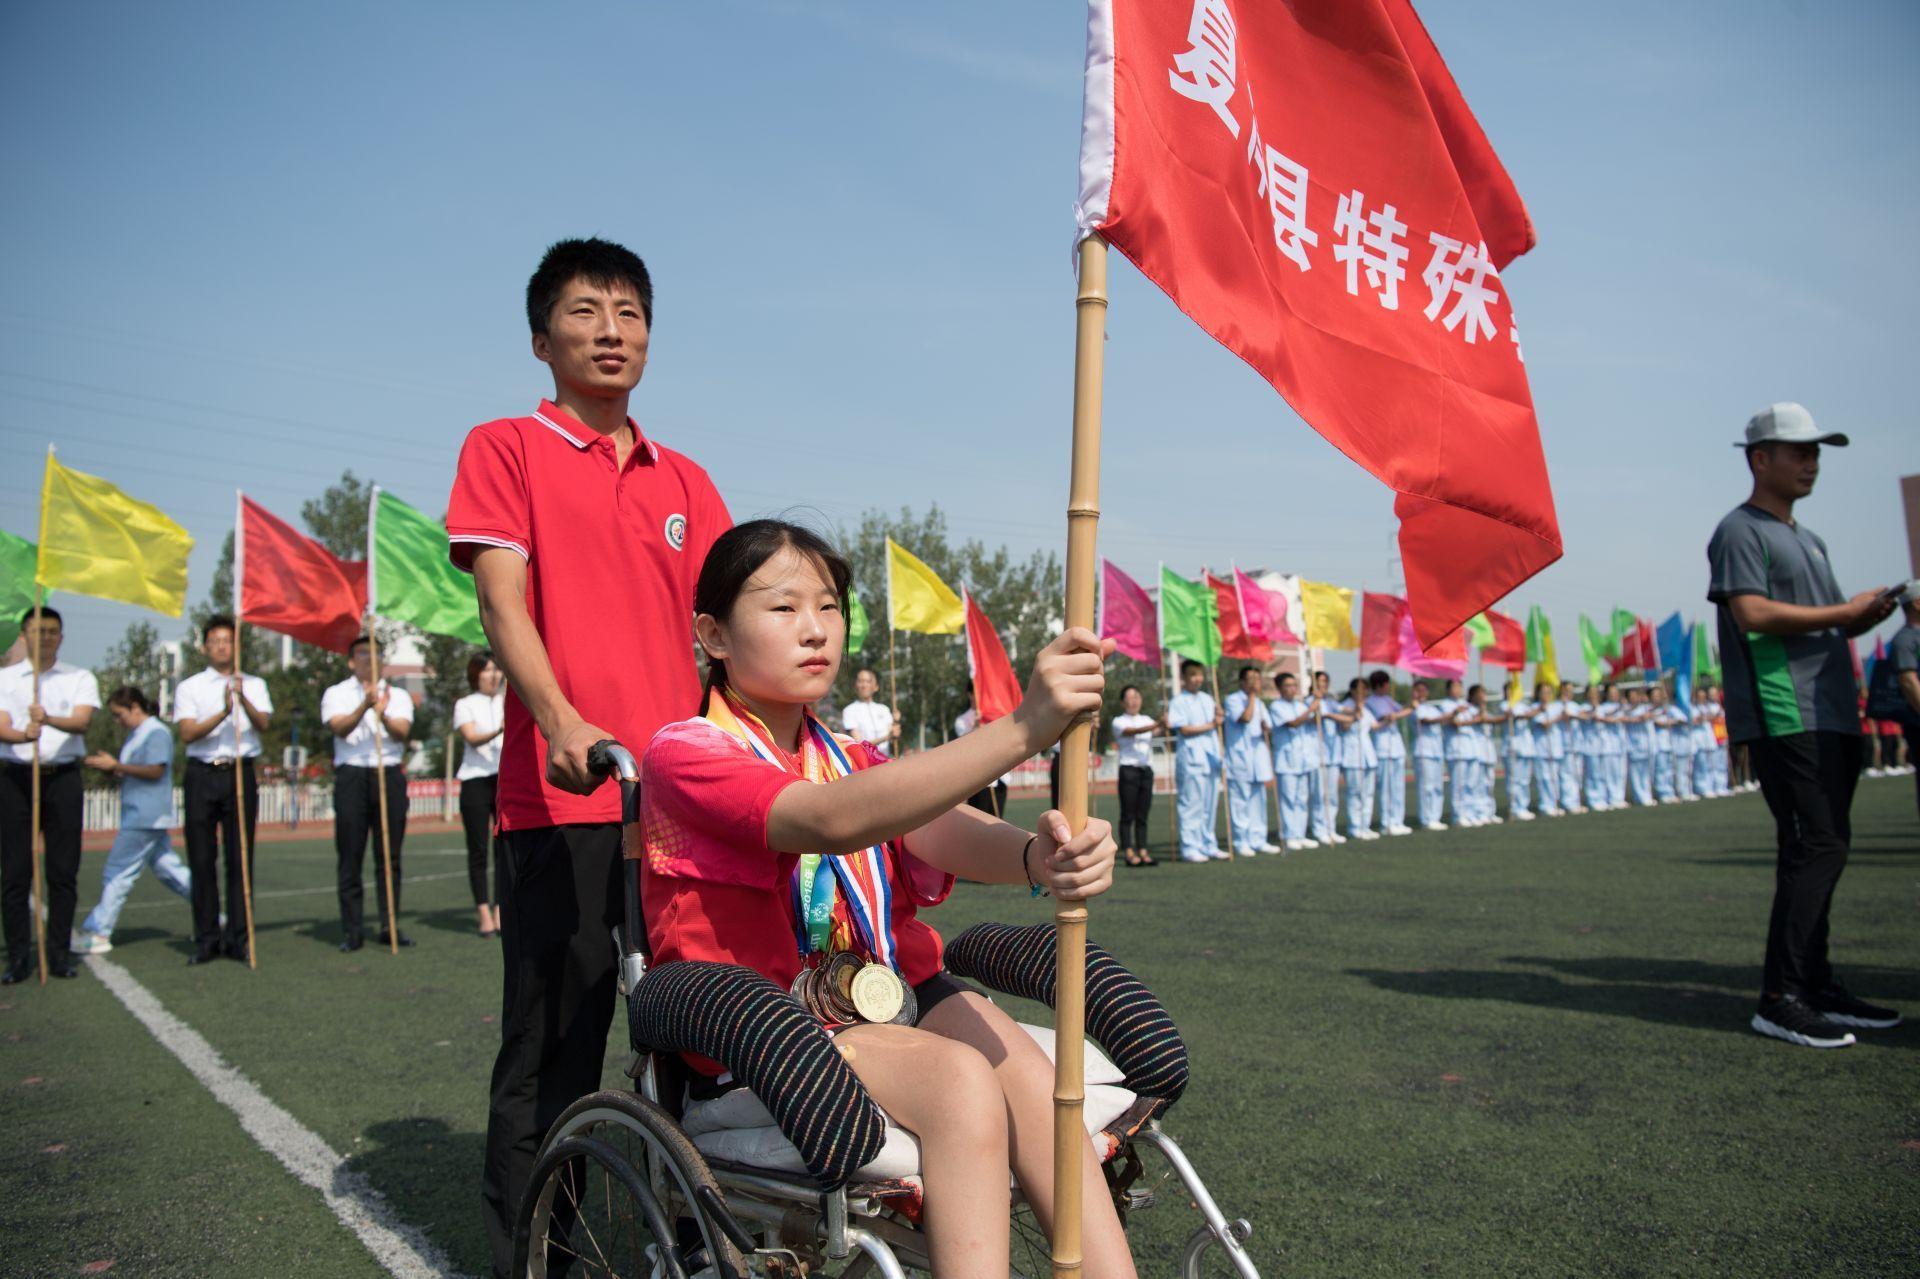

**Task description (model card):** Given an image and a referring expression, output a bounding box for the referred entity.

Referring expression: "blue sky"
[4,0,1916,668]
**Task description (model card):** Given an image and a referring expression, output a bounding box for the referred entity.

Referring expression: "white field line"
[86,955,468,1279]
[116,869,468,912]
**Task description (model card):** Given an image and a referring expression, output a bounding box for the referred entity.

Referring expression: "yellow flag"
[1537,629,1560,688]
[37,453,194,617]
[1300,580,1358,650]
[885,538,963,634]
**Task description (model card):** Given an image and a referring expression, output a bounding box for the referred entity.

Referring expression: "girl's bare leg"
[920,992,1138,1279]
[836,1022,1012,1279]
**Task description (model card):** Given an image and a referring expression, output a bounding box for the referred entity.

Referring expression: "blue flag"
[1655,612,1687,675]
[1674,623,1696,707]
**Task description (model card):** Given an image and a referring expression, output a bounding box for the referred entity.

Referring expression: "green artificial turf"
[1,780,1915,1277]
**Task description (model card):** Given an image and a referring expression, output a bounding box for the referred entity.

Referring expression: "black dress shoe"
[376,931,416,949]
[339,934,364,953]
[187,948,221,965]
[1,959,33,984]
[49,956,79,979]
[226,945,251,965]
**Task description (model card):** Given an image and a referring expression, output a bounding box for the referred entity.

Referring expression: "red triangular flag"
[1480,609,1528,669]
[1077,0,1559,645]
[238,494,368,653]
[1207,572,1271,662]
[964,592,1023,724]
[1360,592,1405,665]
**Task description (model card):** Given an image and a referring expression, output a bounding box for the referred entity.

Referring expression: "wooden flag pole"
[1051,232,1107,1279]
[231,621,258,969]
[368,624,399,956]
[28,587,47,985]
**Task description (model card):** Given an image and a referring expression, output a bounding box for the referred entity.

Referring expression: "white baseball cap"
[1736,402,1849,448]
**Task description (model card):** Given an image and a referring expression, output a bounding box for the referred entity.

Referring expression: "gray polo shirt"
[1706,502,1855,742]
[1893,623,1920,678]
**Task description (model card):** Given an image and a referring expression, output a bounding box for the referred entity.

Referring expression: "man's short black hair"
[18,605,61,630]
[349,634,371,655]
[1367,669,1392,689]
[527,238,654,335]
[1238,665,1259,682]
[203,614,235,642]
[1180,659,1204,676]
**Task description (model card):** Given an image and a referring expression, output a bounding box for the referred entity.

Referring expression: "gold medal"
[849,963,907,1025]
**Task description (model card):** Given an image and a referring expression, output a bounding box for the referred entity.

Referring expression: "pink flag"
[1235,567,1298,644]
[1396,610,1466,678]
[1099,559,1159,665]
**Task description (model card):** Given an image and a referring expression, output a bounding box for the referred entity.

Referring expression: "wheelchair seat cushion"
[683,1023,1137,1181]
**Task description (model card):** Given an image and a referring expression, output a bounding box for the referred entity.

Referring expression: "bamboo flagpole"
[231,493,258,968]
[28,588,47,985]
[1051,232,1107,1279]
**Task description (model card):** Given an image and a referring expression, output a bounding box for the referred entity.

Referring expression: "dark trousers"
[964,781,1008,816]
[1117,763,1154,849]
[482,823,622,1277]
[333,765,408,938]
[1749,732,1863,999]
[184,758,260,954]
[0,762,82,966]
[1906,726,1920,819]
[460,775,502,906]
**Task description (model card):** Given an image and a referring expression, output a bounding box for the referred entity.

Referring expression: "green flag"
[1158,567,1221,665]
[1607,607,1636,660]
[1464,613,1495,647]
[1525,605,1560,686]
[846,587,869,654]
[1577,615,1607,683]
[0,530,39,650]
[370,488,487,645]
[1693,624,1719,681]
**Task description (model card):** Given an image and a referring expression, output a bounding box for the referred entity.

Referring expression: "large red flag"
[1207,571,1271,662]
[1359,592,1404,664]
[1077,0,1558,645]
[1480,609,1528,669]
[238,494,367,653]
[1617,618,1658,673]
[964,591,1024,723]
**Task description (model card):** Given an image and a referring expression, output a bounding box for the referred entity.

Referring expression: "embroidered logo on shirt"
[664,514,687,551]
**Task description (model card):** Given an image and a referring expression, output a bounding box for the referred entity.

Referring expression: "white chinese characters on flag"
[1077,0,1560,645]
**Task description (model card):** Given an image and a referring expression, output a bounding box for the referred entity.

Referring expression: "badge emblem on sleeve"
[664,514,687,550]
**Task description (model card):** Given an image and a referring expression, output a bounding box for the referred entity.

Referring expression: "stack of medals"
[791,950,917,1027]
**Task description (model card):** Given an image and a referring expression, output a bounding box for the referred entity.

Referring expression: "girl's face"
[1122,688,1142,714]
[1411,683,1427,703]
[1469,688,1486,708]
[696,546,843,708]
[478,661,503,695]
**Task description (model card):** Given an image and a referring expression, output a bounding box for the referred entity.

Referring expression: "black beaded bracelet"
[1021,834,1048,898]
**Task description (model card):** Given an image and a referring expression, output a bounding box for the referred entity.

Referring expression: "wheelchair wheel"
[542,1090,749,1279]
[516,1134,678,1278]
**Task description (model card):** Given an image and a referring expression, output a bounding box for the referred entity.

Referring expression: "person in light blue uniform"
[1329,677,1380,840]
[1506,686,1538,820]
[1690,686,1721,796]
[1670,692,1696,801]
[1441,679,1483,826]
[1649,683,1678,801]
[1623,685,1656,805]
[1530,681,1564,815]
[1222,666,1278,856]
[1409,682,1451,830]
[1166,659,1226,862]
[1472,685,1507,823]
[1306,669,1345,845]
[1594,682,1628,809]
[71,685,190,954]
[1557,685,1588,813]
[1365,670,1413,835]
[1266,671,1317,850]
[1577,684,1609,811]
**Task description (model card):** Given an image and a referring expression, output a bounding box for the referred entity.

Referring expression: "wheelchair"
[512,742,1262,1278]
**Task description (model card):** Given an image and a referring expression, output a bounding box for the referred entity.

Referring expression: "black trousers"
[184,758,260,954]
[1907,727,1920,819]
[1117,763,1154,849]
[482,823,623,1278]
[460,775,502,906]
[0,762,82,967]
[964,781,1008,816]
[1749,732,1863,999]
[333,765,408,938]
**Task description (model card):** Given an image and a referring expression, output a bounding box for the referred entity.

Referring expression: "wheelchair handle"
[586,739,639,783]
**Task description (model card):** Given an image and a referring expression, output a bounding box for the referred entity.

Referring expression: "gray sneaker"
[70,930,112,955]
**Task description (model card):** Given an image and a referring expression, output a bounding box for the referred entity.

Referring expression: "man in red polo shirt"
[448,238,730,1275]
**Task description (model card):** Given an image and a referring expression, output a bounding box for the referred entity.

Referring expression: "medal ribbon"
[704,691,899,971]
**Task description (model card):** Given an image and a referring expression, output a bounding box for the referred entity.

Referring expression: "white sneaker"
[1388,825,1413,836]
[1207,846,1231,860]
[1297,837,1320,849]
[1515,810,1536,821]
[1284,839,1303,851]
[1352,829,1380,841]
[1235,847,1260,859]
[70,930,112,955]
[1329,833,1349,845]
[1258,842,1282,854]
[1179,853,1212,864]
[1427,822,1449,831]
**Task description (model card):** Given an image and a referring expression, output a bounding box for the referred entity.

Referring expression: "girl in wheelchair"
[639,519,1137,1279]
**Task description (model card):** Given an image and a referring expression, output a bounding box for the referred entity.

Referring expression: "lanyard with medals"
[704,690,916,1027]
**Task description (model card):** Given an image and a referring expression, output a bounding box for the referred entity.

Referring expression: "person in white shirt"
[1222,666,1279,855]
[173,615,274,965]
[73,685,190,954]
[953,678,1018,820]
[1109,684,1162,866]
[0,607,99,982]
[839,668,898,754]
[322,635,415,951]
[454,652,507,938]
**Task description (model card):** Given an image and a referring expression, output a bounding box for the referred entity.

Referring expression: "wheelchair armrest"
[626,960,886,1187]
[944,922,1191,1105]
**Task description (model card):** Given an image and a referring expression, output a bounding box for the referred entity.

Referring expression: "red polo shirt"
[446,399,731,830]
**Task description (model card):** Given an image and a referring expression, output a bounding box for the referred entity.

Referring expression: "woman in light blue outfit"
[1506,689,1538,821]
[1690,687,1721,796]
[1166,658,1226,861]
[1650,684,1678,801]
[71,686,189,954]
[1443,679,1484,826]
[1221,666,1277,855]
[1557,685,1588,813]
[1306,670,1344,845]
[1471,685,1506,823]
[1530,681,1563,815]
[1624,686,1656,805]
[1364,670,1412,835]
[1670,692,1697,800]
[1266,672,1317,849]
[1592,683,1627,809]
[1329,677,1379,840]
[1409,682,1451,830]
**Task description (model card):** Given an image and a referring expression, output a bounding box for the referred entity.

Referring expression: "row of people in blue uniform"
[1161,662,1734,862]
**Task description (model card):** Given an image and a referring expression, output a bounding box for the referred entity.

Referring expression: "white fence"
[83,779,463,833]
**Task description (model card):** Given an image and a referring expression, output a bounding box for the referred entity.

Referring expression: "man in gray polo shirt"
[1890,590,1920,816]
[1707,402,1899,1049]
